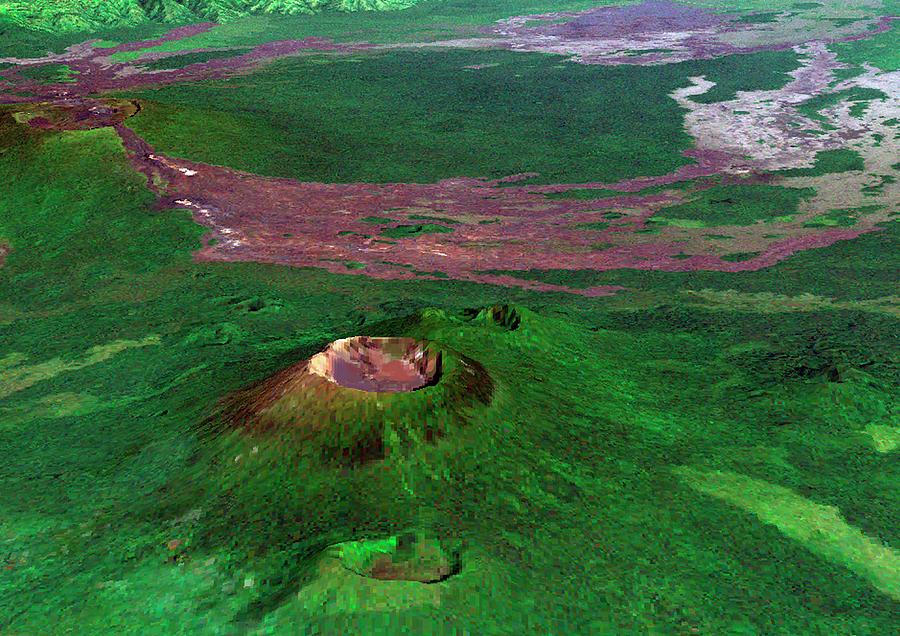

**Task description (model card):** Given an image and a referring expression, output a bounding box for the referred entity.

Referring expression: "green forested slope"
[0,0,418,33]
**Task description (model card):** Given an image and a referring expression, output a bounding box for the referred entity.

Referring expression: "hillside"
[0,0,419,32]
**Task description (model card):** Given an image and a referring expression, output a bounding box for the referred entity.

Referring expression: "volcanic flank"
[216,335,492,465]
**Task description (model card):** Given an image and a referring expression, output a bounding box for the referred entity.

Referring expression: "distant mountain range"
[0,0,418,32]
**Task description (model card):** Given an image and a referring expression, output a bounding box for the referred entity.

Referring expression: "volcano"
[308,336,441,393]
[213,333,493,465]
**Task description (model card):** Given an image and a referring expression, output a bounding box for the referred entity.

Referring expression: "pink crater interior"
[309,337,440,393]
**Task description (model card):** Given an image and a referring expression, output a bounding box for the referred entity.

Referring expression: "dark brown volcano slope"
[213,336,492,465]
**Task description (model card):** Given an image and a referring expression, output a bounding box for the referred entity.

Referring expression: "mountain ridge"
[0,0,419,33]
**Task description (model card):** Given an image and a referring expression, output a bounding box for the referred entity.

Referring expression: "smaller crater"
[332,532,461,584]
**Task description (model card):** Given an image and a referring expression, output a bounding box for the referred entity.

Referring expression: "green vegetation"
[651,184,816,226]
[13,63,78,83]
[679,50,802,104]
[481,217,899,301]
[676,467,900,601]
[0,0,609,59]
[862,174,896,196]
[119,48,799,184]
[798,87,888,123]
[0,19,173,58]
[833,21,900,72]
[832,66,865,82]
[7,0,874,43]
[0,0,419,34]
[1,0,165,33]
[380,223,454,238]
[139,48,251,70]
[407,214,461,224]
[104,0,613,62]
[2,63,899,631]
[359,215,397,223]
[777,148,865,177]
[803,205,884,227]
[721,251,761,262]
[542,179,712,201]
[543,188,625,200]
[2,3,899,633]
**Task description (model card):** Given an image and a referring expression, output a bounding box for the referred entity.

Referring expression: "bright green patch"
[675,467,900,601]
[832,66,865,82]
[14,63,78,83]
[0,335,159,400]
[864,423,900,453]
